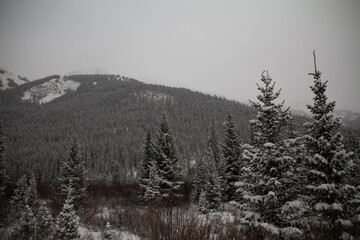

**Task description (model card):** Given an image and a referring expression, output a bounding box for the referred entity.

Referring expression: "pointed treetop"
[308,50,322,80]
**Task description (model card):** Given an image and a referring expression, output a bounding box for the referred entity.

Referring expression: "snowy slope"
[22,76,80,104]
[0,68,29,90]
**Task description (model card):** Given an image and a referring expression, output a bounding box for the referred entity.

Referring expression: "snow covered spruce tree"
[222,112,242,201]
[27,172,38,205]
[143,161,161,203]
[303,51,358,239]
[0,120,7,200]
[202,118,223,211]
[56,179,80,240]
[242,71,304,238]
[203,159,222,212]
[139,130,155,202]
[153,114,183,202]
[192,156,207,203]
[193,118,223,205]
[36,201,53,239]
[19,204,36,238]
[59,136,88,209]
[11,174,29,205]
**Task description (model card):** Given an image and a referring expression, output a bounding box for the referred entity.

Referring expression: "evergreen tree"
[207,118,223,174]
[192,156,207,203]
[204,160,222,212]
[103,222,115,240]
[222,112,242,201]
[56,179,80,240]
[198,189,208,214]
[11,174,28,205]
[27,172,38,205]
[36,201,53,239]
[19,204,36,239]
[249,70,291,147]
[303,51,358,238]
[59,136,88,208]
[153,114,183,202]
[139,131,155,201]
[242,71,304,238]
[143,161,161,204]
[0,120,7,200]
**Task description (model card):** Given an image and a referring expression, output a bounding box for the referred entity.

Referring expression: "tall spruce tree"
[303,51,358,238]
[222,112,242,201]
[0,120,7,200]
[59,136,88,208]
[207,118,223,174]
[242,71,304,238]
[203,118,223,210]
[153,114,183,202]
[139,131,155,201]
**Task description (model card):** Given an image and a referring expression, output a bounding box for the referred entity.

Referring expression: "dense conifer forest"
[0,53,359,239]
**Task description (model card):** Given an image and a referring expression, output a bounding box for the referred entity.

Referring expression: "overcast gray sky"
[0,0,359,112]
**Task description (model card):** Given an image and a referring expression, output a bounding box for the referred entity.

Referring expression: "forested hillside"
[1,74,260,182]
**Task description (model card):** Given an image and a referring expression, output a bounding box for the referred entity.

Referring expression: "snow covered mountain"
[334,109,360,129]
[0,68,29,90]
[22,76,80,104]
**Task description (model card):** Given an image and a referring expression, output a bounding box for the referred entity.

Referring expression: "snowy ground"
[78,226,140,240]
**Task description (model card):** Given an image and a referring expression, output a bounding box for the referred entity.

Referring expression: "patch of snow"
[281,200,304,212]
[244,211,260,220]
[314,202,343,212]
[314,202,330,211]
[335,219,353,228]
[78,226,140,240]
[78,227,102,240]
[244,194,263,204]
[135,90,174,103]
[234,181,246,187]
[22,76,80,104]
[264,142,275,148]
[95,207,113,219]
[262,106,273,111]
[281,227,303,238]
[258,222,279,235]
